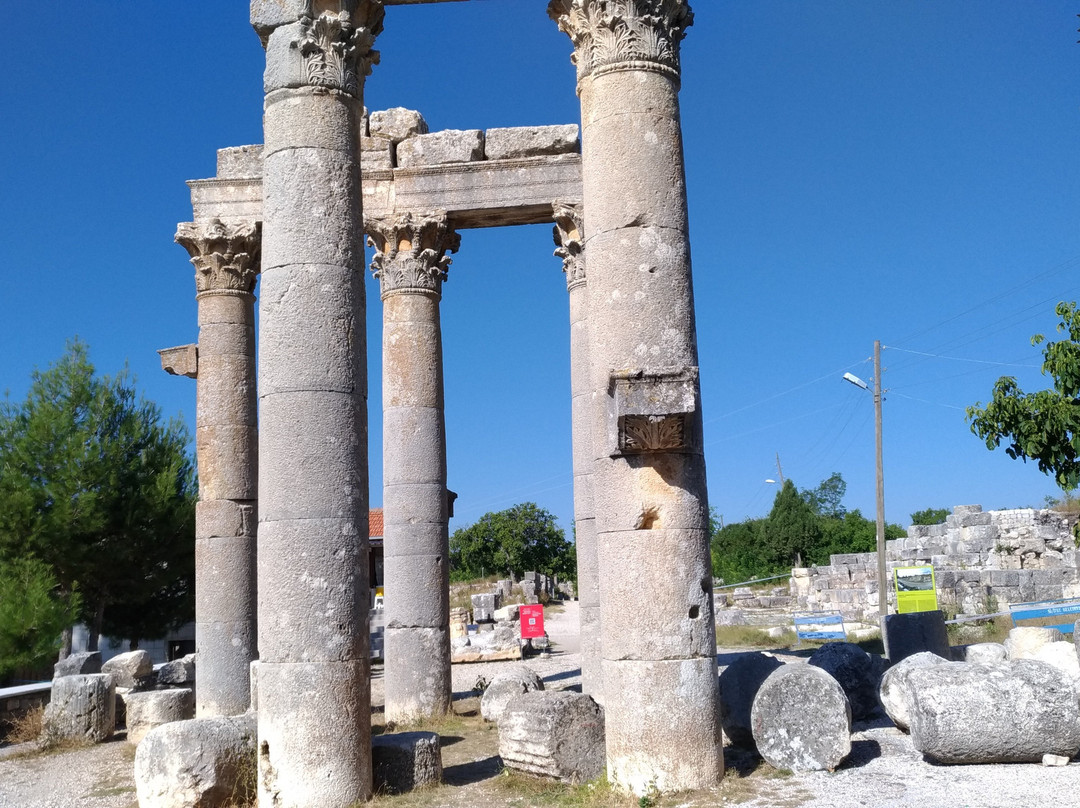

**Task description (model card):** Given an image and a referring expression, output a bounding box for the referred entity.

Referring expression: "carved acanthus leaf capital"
[548,0,693,84]
[552,201,586,291]
[367,211,460,299]
[175,219,261,295]
[293,5,384,97]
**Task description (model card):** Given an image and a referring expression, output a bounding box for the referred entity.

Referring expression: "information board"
[519,604,545,639]
[894,565,938,614]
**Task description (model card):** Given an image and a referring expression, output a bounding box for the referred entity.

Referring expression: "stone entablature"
[790,504,1080,621]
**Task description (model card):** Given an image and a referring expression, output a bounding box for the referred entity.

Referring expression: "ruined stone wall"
[790,504,1080,622]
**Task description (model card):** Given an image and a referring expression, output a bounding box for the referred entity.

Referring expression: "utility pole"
[775,452,785,485]
[873,340,888,649]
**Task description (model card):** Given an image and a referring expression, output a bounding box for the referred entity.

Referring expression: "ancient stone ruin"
[157,1,716,803]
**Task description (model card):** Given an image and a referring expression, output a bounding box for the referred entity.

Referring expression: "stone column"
[553,202,602,704]
[368,210,458,724]
[549,0,722,794]
[251,3,382,805]
[174,218,260,719]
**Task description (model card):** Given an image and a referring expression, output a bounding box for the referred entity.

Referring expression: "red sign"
[519,604,545,639]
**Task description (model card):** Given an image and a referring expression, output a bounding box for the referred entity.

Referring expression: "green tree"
[968,301,1080,490]
[0,557,81,680]
[765,479,822,568]
[817,508,904,561]
[449,502,574,582]
[801,472,847,519]
[0,340,196,654]
[709,518,774,584]
[910,508,949,526]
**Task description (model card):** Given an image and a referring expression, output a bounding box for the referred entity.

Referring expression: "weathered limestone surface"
[371,731,442,794]
[396,130,484,168]
[157,344,198,378]
[369,107,429,143]
[175,216,260,718]
[254,3,379,804]
[1006,626,1063,660]
[548,0,719,792]
[807,642,880,720]
[498,691,605,783]
[157,654,196,686]
[369,211,457,723]
[1030,641,1080,680]
[134,713,257,808]
[125,689,196,746]
[485,125,579,160]
[43,674,115,744]
[53,651,102,679]
[953,642,1007,663]
[480,666,545,724]
[719,652,784,749]
[879,651,951,733]
[102,650,153,689]
[751,664,852,772]
[909,660,1080,763]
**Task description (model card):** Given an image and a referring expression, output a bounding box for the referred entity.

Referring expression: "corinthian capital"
[367,211,460,299]
[552,202,586,291]
[548,0,693,84]
[294,4,384,97]
[176,219,261,295]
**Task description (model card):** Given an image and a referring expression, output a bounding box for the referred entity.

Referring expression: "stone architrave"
[252,3,381,805]
[175,217,260,719]
[549,0,721,793]
[368,210,458,724]
[553,201,601,704]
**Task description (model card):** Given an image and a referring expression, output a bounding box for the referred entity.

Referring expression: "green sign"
[894,565,938,614]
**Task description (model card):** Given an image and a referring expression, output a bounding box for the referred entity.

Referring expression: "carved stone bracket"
[175,219,262,295]
[608,367,699,456]
[367,211,460,299]
[293,6,384,97]
[548,0,694,85]
[552,201,586,291]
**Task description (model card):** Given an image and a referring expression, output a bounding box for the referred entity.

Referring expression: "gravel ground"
[4,604,1080,808]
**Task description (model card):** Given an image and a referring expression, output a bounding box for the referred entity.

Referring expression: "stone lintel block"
[158,345,198,379]
[258,518,367,663]
[484,125,580,161]
[372,731,442,794]
[383,554,449,628]
[396,129,484,168]
[369,108,429,144]
[196,499,256,540]
[217,145,264,180]
[383,627,451,723]
[360,137,394,171]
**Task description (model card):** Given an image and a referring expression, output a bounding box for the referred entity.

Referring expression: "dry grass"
[715,625,795,649]
[4,703,44,745]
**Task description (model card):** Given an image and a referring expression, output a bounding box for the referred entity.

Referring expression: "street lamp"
[843,340,888,650]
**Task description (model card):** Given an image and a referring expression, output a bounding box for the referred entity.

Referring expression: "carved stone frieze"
[367,211,460,299]
[608,367,699,455]
[548,0,693,84]
[552,201,586,291]
[175,219,261,295]
[620,414,686,453]
[293,5,384,97]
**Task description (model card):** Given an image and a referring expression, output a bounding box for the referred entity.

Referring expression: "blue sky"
[2,2,1078,539]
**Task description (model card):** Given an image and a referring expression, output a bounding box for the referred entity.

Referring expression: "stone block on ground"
[908,659,1080,763]
[883,610,950,663]
[480,666,544,724]
[808,641,881,720]
[718,652,783,749]
[498,691,604,783]
[396,130,483,168]
[471,592,500,622]
[156,654,196,686]
[43,673,116,744]
[372,731,442,794]
[134,713,257,808]
[53,651,102,679]
[1030,641,1080,681]
[125,689,195,746]
[751,664,851,772]
[1005,626,1063,660]
[952,642,1007,663]
[102,649,154,689]
[483,125,579,160]
[494,604,520,622]
[879,651,951,733]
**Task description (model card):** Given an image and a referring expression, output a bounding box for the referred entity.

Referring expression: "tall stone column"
[549,0,722,794]
[251,3,382,805]
[174,218,260,718]
[368,210,458,724]
[553,202,602,704]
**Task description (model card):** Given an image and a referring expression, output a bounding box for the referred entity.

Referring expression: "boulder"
[125,689,195,746]
[43,673,116,744]
[751,664,851,772]
[808,642,880,720]
[883,611,950,663]
[157,655,196,686]
[908,660,1080,763]
[878,651,950,732]
[1005,626,1063,660]
[372,731,442,794]
[498,691,604,782]
[480,666,544,724]
[953,642,1007,663]
[718,652,783,749]
[53,651,102,679]
[134,713,257,808]
[102,650,154,689]
[1029,641,1080,681]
